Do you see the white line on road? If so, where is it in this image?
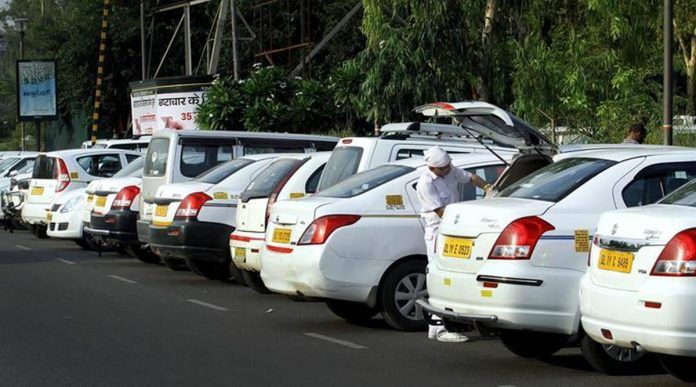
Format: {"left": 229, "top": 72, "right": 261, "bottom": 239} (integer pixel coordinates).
{"left": 56, "top": 258, "right": 76, "bottom": 265}
{"left": 304, "top": 333, "right": 368, "bottom": 350}
{"left": 108, "top": 275, "right": 137, "bottom": 284}
{"left": 16, "top": 245, "right": 30, "bottom": 251}
{"left": 186, "top": 299, "right": 229, "bottom": 311}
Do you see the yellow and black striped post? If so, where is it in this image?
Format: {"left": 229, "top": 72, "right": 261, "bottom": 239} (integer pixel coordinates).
{"left": 91, "top": 0, "right": 111, "bottom": 145}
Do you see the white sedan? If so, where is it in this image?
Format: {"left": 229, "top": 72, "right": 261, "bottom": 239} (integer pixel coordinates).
{"left": 580, "top": 179, "right": 696, "bottom": 382}
{"left": 260, "top": 154, "right": 509, "bottom": 331}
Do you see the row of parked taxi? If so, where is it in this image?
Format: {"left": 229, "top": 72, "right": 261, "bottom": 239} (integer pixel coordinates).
{"left": 2, "top": 101, "right": 695, "bottom": 382}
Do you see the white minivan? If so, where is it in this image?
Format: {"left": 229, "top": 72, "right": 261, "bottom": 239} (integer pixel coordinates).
{"left": 137, "top": 130, "right": 338, "bottom": 246}
{"left": 22, "top": 149, "right": 142, "bottom": 237}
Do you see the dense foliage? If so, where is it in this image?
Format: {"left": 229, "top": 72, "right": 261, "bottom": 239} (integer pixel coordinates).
{"left": 0, "top": 0, "right": 694, "bottom": 149}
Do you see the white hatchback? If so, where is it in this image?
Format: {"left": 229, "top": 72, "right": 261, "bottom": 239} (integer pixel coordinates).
{"left": 230, "top": 153, "right": 330, "bottom": 292}
{"left": 580, "top": 180, "right": 696, "bottom": 382}
{"left": 260, "top": 154, "right": 510, "bottom": 331}
{"left": 22, "top": 149, "right": 141, "bottom": 236}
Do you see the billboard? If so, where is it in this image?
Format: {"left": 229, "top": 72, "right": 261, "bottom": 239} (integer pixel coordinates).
{"left": 130, "top": 76, "right": 212, "bottom": 135}
{"left": 16, "top": 60, "right": 58, "bottom": 121}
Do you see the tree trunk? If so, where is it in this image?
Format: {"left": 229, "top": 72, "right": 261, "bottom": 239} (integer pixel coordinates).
{"left": 687, "top": 35, "right": 696, "bottom": 115}
{"left": 476, "top": 0, "right": 497, "bottom": 102}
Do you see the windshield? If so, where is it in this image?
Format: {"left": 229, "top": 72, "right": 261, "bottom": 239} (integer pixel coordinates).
{"left": 498, "top": 157, "right": 616, "bottom": 202}
{"left": 114, "top": 157, "right": 144, "bottom": 178}
{"left": 144, "top": 138, "right": 169, "bottom": 177}
{"left": 317, "top": 146, "right": 363, "bottom": 191}
{"left": 0, "top": 157, "right": 19, "bottom": 175}
{"left": 240, "top": 159, "right": 302, "bottom": 202}
{"left": 195, "top": 158, "right": 253, "bottom": 184}
{"left": 317, "top": 165, "right": 414, "bottom": 198}
{"left": 660, "top": 179, "right": 696, "bottom": 207}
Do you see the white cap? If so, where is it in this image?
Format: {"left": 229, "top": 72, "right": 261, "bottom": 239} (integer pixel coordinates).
{"left": 424, "top": 146, "right": 451, "bottom": 168}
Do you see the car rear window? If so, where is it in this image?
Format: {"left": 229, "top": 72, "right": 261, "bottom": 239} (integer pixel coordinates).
{"left": 317, "top": 146, "right": 363, "bottom": 191}
{"left": 195, "top": 158, "right": 254, "bottom": 184}
{"left": 240, "top": 159, "right": 303, "bottom": 202}
{"left": 180, "top": 142, "right": 234, "bottom": 178}
{"left": 317, "top": 165, "right": 413, "bottom": 198}
{"left": 32, "top": 155, "right": 57, "bottom": 179}
{"left": 498, "top": 157, "right": 616, "bottom": 202}
{"left": 77, "top": 154, "right": 123, "bottom": 177}
{"left": 144, "top": 138, "right": 169, "bottom": 177}
{"left": 114, "top": 157, "right": 144, "bottom": 178}
{"left": 659, "top": 179, "right": 696, "bottom": 207}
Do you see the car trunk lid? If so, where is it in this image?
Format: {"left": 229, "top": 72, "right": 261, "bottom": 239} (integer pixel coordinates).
{"left": 152, "top": 181, "right": 212, "bottom": 226}
{"left": 267, "top": 196, "right": 338, "bottom": 246}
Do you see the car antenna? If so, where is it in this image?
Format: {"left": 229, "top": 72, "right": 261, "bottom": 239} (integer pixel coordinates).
{"left": 457, "top": 121, "right": 510, "bottom": 167}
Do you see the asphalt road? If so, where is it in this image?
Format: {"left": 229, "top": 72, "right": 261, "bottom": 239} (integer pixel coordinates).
{"left": 0, "top": 230, "right": 684, "bottom": 386}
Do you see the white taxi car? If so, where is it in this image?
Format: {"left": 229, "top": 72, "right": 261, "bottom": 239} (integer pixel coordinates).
{"left": 46, "top": 187, "right": 88, "bottom": 245}
{"left": 230, "top": 153, "right": 330, "bottom": 293}
{"left": 149, "top": 154, "right": 290, "bottom": 280}
{"left": 22, "top": 149, "right": 141, "bottom": 237}
{"left": 260, "top": 154, "right": 509, "bottom": 331}
{"left": 580, "top": 179, "right": 696, "bottom": 382}
{"left": 415, "top": 101, "right": 696, "bottom": 374}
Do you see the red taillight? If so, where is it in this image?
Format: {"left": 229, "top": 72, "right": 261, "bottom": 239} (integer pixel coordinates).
{"left": 341, "top": 139, "right": 353, "bottom": 144}
{"left": 488, "top": 216, "right": 554, "bottom": 260}
{"left": 651, "top": 228, "right": 696, "bottom": 276}
{"left": 298, "top": 215, "right": 361, "bottom": 245}
{"left": 175, "top": 192, "right": 212, "bottom": 220}
{"left": 588, "top": 235, "right": 599, "bottom": 266}
{"left": 112, "top": 185, "right": 140, "bottom": 210}
{"left": 55, "top": 158, "right": 70, "bottom": 192}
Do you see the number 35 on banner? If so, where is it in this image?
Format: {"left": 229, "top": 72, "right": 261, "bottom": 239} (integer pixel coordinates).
{"left": 180, "top": 112, "right": 195, "bottom": 121}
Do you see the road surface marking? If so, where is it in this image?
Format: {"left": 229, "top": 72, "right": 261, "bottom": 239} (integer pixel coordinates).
{"left": 108, "top": 275, "right": 137, "bottom": 284}
{"left": 186, "top": 299, "right": 228, "bottom": 311}
{"left": 57, "top": 258, "right": 76, "bottom": 265}
{"left": 16, "top": 245, "right": 30, "bottom": 250}
{"left": 304, "top": 333, "right": 368, "bottom": 350}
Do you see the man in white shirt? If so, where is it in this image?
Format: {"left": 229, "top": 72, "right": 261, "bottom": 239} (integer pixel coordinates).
{"left": 417, "top": 146, "right": 490, "bottom": 341}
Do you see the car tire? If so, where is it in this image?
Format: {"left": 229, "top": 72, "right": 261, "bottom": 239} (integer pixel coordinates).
{"left": 31, "top": 224, "right": 48, "bottom": 239}
{"left": 241, "top": 270, "right": 271, "bottom": 294}
{"left": 378, "top": 260, "right": 428, "bottom": 331}
{"left": 326, "top": 300, "right": 378, "bottom": 323}
{"left": 187, "top": 260, "right": 231, "bottom": 281}
{"left": 499, "top": 330, "right": 569, "bottom": 358}
{"left": 74, "top": 238, "right": 90, "bottom": 249}
{"left": 228, "top": 262, "right": 246, "bottom": 286}
{"left": 580, "top": 334, "right": 652, "bottom": 375}
{"left": 658, "top": 354, "right": 696, "bottom": 382}
{"left": 126, "top": 245, "right": 161, "bottom": 264}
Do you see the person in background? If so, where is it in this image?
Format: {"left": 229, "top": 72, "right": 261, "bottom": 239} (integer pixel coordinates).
{"left": 622, "top": 122, "right": 647, "bottom": 144}
{"left": 416, "top": 146, "right": 490, "bottom": 342}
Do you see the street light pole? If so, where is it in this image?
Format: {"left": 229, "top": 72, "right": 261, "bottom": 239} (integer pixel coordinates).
{"left": 15, "top": 17, "right": 28, "bottom": 151}
{"left": 663, "top": 0, "right": 673, "bottom": 145}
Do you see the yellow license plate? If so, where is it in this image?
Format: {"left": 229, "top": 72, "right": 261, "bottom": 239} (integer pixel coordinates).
{"left": 598, "top": 249, "right": 634, "bottom": 273}
{"left": 234, "top": 247, "right": 246, "bottom": 261}
{"left": 87, "top": 194, "right": 94, "bottom": 202}
{"left": 31, "top": 186, "right": 44, "bottom": 196}
{"left": 272, "top": 228, "right": 292, "bottom": 244}
{"left": 155, "top": 205, "right": 168, "bottom": 217}
{"left": 96, "top": 196, "right": 107, "bottom": 208}
{"left": 442, "top": 237, "right": 474, "bottom": 259}
{"left": 213, "top": 192, "right": 228, "bottom": 200}
{"left": 46, "top": 212, "right": 52, "bottom": 221}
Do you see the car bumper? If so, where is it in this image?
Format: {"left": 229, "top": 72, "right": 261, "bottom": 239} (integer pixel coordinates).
{"left": 229, "top": 230, "right": 266, "bottom": 271}
{"left": 47, "top": 211, "right": 82, "bottom": 239}
{"left": 21, "top": 202, "right": 50, "bottom": 225}
{"left": 426, "top": 261, "right": 583, "bottom": 335}
{"left": 85, "top": 209, "right": 139, "bottom": 245}
{"left": 136, "top": 219, "right": 151, "bottom": 244}
{"left": 150, "top": 220, "right": 233, "bottom": 263}
{"left": 580, "top": 274, "right": 696, "bottom": 357}
{"left": 260, "top": 243, "right": 376, "bottom": 303}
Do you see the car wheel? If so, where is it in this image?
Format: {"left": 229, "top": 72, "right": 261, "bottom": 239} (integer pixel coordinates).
{"left": 32, "top": 224, "right": 48, "bottom": 239}
{"left": 126, "top": 245, "right": 161, "bottom": 264}
{"left": 241, "top": 270, "right": 271, "bottom": 294}
{"left": 658, "top": 354, "right": 696, "bottom": 382}
{"left": 74, "top": 238, "right": 90, "bottom": 249}
{"left": 83, "top": 232, "right": 101, "bottom": 251}
{"left": 379, "top": 260, "right": 428, "bottom": 331}
{"left": 499, "top": 330, "right": 569, "bottom": 358}
{"left": 227, "top": 262, "right": 246, "bottom": 286}
{"left": 580, "top": 334, "right": 652, "bottom": 375}
{"left": 326, "top": 300, "right": 378, "bottom": 323}
{"left": 187, "top": 260, "right": 231, "bottom": 281}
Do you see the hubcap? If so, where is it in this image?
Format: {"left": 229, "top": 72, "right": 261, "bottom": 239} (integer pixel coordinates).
{"left": 394, "top": 273, "right": 428, "bottom": 320}
{"left": 602, "top": 344, "right": 644, "bottom": 362}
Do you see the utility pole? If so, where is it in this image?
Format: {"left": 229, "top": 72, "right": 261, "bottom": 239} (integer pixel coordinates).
{"left": 230, "top": 0, "right": 240, "bottom": 80}
{"left": 140, "top": 0, "right": 146, "bottom": 80}
{"left": 15, "top": 17, "right": 28, "bottom": 151}
{"left": 663, "top": 0, "right": 673, "bottom": 145}
{"left": 184, "top": 3, "right": 192, "bottom": 75}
